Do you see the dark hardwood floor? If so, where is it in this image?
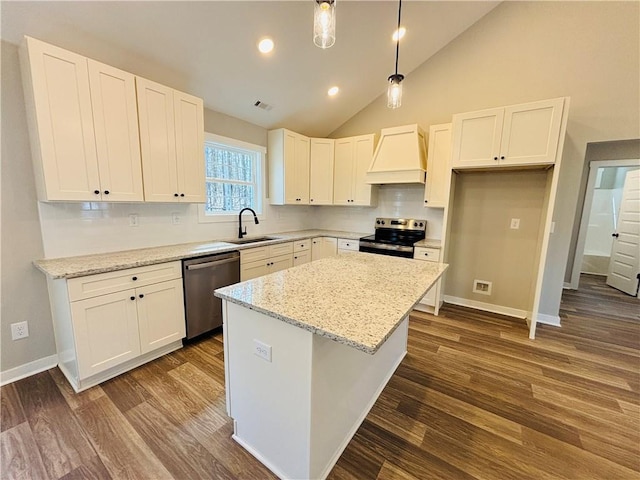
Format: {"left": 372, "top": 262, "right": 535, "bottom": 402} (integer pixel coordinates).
{"left": 2, "top": 274, "right": 639, "bottom": 479}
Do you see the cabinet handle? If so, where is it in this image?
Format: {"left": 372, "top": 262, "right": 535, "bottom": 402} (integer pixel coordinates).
{"left": 500, "top": 156, "right": 505, "bottom": 160}
{"left": 294, "top": 256, "right": 297, "bottom": 259}
{"left": 104, "top": 190, "right": 110, "bottom": 195}
{"left": 174, "top": 193, "right": 179, "bottom": 197}
{"left": 310, "top": 199, "right": 314, "bottom": 202}
{"left": 180, "top": 193, "right": 185, "bottom": 197}
{"left": 139, "top": 294, "right": 144, "bottom": 299}
{"left": 493, "top": 156, "right": 498, "bottom": 161}
{"left": 130, "top": 296, "right": 135, "bottom": 301}
{"left": 94, "top": 190, "right": 100, "bottom": 195}
{"left": 132, "top": 276, "right": 137, "bottom": 281}
{"left": 612, "top": 233, "right": 619, "bottom": 238}
{"left": 424, "top": 253, "right": 429, "bottom": 257}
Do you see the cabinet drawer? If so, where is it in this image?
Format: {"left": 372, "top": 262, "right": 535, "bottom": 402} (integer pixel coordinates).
{"left": 269, "top": 242, "right": 293, "bottom": 257}
{"left": 413, "top": 247, "right": 441, "bottom": 262}
{"left": 337, "top": 238, "right": 359, "bottom": 251}
{"left": 293, "top": 250, "right": 311, "bottom": 266}
{"left": 68, "top": 261, "right": 182, "bottom": 302}
{"left": 293, "top": 240, "right": 311, "bottom": 253}
{"left": 240, "top": 246, "right": 269, "bottom": 263}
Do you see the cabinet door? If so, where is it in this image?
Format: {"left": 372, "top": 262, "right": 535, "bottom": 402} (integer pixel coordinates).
{"left": 71, "top": 290, "right": 140, "bottom": 379}
{"left": 499, "top": 98, "right": 564, "bottom": 167}
{"left": 137, "top": 77, "right": 178, "bottom": 202}
{"left": 88, "top": 60, "right": 144, "bottom": 202}
{"left": 333, "top": 138, "right": 354, "bottom": 205}
{"left": 283, "top": 131, "right": 298, "bottom": 204}
{"left": 293, "top": 250, "right": 311, "bottom": 266}
{"left": 451, "top": 107, "right": 504, "bottom": 168}
{"left": 241, "top": 261, "right": 268, "bottom": 281}
{"left": 425, "top": 124, "right": 452, "bottom": 208}
{"left": 295, "top": 135, "right": 311, "bottom": 204}
{"left": 309, "top": 138, "right": 334, "bottom": 205}
{"left": 174, "top": 90, "right": 205, "bottom": 202}
{"left": 352, "top": 135, "right": 375, "bottom": 206}
{"left": 269, "top": 254, "right": 294, "bottom": 273}
{"left": 137, "top": 279, "right": 186, "bottom": 355}
{"left": 23, "top": 37, "right": 100, "bottom": 201}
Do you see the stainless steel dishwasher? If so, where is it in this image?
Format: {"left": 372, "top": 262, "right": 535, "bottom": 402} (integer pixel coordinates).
{"left": 182, "top": 251, "right": 240, "bottom": 339}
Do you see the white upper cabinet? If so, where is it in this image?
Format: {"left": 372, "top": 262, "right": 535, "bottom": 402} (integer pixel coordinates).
{"left": 268, "top": 129, "right": 310, "bottom": 205}
{"left": 424, "top": 123, "right": 452, "bottom": 208}
{"left": 21, "top": 36, "right": 101, "bottom": 201}
{"left": 309, "top": 138, "right": 335, "bottom": 205}
{"left": 452, "top": 98, "right": 565, "bottom": 169}
{"left": 137, "top": 77, "right": 205, "bottom": 203}
{"left": 88, "top": 59, "right": 144, "bottom": 202}
{"left": 333, "top": 134, "right": 376, "bottom": 206}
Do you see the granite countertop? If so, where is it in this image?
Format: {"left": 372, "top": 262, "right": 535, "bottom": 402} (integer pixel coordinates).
{"left": 215, "top": 252, "right": 448, "bottom": 354}
{"left": 34, "top": 230, "right": 368, "bottom": 279}
{"left": 414, "top": 238, "right": 442, "bottom": 249}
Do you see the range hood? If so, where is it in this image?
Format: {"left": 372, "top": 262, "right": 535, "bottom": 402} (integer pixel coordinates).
{"left": 366, "top": 124, "right": 427, "bottom": 184}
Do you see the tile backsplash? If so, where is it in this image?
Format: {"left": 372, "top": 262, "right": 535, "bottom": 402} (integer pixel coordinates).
{"left": 38, "top": 184, "right": 443, "bottom": 258}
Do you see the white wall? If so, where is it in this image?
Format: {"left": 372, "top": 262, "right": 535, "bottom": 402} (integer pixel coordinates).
{"left": 330, "top": 1, "right": 640, "bottom": 317}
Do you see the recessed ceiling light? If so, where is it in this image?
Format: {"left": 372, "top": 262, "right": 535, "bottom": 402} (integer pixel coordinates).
{"left": 392, "top": 27, "right": 406, "bottom": 42}
{"left": 258, "top": 38, "right": 274, "bottom": 54}
{"left": 328, "top": 86, "right": 339, "bottom": 96}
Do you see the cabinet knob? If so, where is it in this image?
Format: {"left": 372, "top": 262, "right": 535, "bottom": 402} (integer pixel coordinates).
{"left": 130, "top": 296, "right": 135, "bottom": 301}
{"left": 494, "top": 156, "right": 498, "bottom": 161}
{"left": 132, "top": 276, "right": 137, "bottom": 281}
{"left": 104, "top": 190, "right": 110, "bottom": 195}
{"left": 94, "top": 190, "right": 100, "bottom": 195}
{"left": 500, "top": 156, "right": 505, "bottom": 160}
{"left": 310, "top": 199, "right": 314, "bottom": 202}
{"left": 612, "top": 233, "right": 620, "bottom": 238}
{"left": 180, "top": 193, "right": 185, "bottom": 197}
{"left": 424, "top": 253, "right": 429, "bottom": 257}
{"left": 139, "top": 294, "right": 144, "bottom": 299}
{"left": 174, "top": 193, "right": 179, "bottom": 197}
{"left": 294, "top": 256, "right": 298, "bottom": 259}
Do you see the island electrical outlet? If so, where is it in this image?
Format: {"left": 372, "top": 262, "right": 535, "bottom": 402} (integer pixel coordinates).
{"left": 253, "top": 339, "right": 272, "bottom": 362}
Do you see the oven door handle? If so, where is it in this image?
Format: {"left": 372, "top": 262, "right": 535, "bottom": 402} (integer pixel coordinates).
{"left": 358, "top": 242, "right": 414, "bottom": 253}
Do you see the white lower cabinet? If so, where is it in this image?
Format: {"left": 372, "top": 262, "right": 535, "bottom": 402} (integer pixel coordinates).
{"left": 240, "top": 242, "right": 294, "bottom": 281}
{"left": 293, "top": 240, "right": 312, "bottom": 266}
{"left": 311, "top": 237, "right": 338, "bottom": 261}
{"left": 337, "top": 238, "right": 359, "bottom": 253}
{"left": 413, "top": 247, "right": 443, "bottom": 315}
{"left": 49, "top": 261, "right": 185, "bottom": 392}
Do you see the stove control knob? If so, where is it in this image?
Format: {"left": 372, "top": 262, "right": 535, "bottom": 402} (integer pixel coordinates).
{"left": 376, "top": 220, "right": 381, "bottom": 225}
{"left": 414, "top": 222, "right": 418, "bottom": 227}
{"left": 419, "top": 222, "right": 424, "bottom": 227}
{"left": 381, "top": 220, "right": 386, "bottom": 225}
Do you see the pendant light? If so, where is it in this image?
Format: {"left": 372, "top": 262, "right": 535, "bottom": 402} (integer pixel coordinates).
{"left": 387, "top": 0, "right": 404, "bottom": 109}
{"left": 314, "top": 0, "right": 336, "bottom": 49}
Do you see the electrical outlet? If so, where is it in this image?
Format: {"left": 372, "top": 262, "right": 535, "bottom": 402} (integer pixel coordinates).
{"left": 11, "top": 321, "right": 29, "bottom": 340}
{"left": 129, "top": 214, "right": 139, "bottom": 227}
{"left": 171, "top": 212, "right": 181, "bottom": 225}
{"left": 510, "top": 218, "right": 520, "bottom": 230}
{"left": 253, "top": 339, "right": 272, "bottom": 362}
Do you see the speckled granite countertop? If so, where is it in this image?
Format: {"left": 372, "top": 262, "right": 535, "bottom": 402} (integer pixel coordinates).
{"left": 34, "top": 230, "right": 368, "bottom": 279}
{"left": 215, "top": 252, "right": 448, "bottom": 354}
{"left": 414, "top": 238, "right": 442, "bottom": 249}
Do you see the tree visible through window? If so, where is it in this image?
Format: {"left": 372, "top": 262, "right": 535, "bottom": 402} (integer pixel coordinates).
{"left": 203, "top": 135, "right": 262, "bottom": 216}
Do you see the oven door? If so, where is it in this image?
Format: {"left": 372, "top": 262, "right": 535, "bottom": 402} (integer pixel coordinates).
{"left": 359, "top": 241, "right": 414, "bottom": 258}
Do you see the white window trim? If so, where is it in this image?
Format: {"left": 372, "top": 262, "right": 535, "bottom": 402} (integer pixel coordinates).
{"left": 198, "top": 133, "right": 267, "bottom": 224}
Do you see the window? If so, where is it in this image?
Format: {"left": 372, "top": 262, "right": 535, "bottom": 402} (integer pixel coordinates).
{"left": 199, "top": 133, "right": 265, "bottom": 222}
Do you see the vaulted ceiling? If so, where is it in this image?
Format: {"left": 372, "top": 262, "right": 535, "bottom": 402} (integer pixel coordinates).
{"left": 2, "top": 1, "right": 499, "bottom": 137}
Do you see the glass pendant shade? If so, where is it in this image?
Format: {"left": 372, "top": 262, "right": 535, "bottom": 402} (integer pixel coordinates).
{"left": 387, "top": 74, "right": 404, "bottom": 109}
{"left": 314, "top": 0, "right": 336, "bottom": 49}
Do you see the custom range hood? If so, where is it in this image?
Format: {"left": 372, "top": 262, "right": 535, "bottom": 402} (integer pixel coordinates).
{"left": 366, "top": 124, "right": 427, "bottom": 184}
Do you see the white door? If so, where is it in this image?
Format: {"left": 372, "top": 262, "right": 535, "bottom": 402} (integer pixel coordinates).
{"left": 451, "top": 107, "right": 504, "bottom": 168}
{"left": 333, "top": 138, "right": 354, "bottom": 205}
{"left": 88, "top": 59, "right": 144, "bottom": 202}
{"left": 607, "top": 169, "right": 640, "bottom": 295}
{"left": 25, "top": 37, "right": 100, "bottom": 201}
{"left": 71, "top": 290, "right": 141, "bottom": 379}
{"left": 174, "top": 90, "right": 205, "bottom": 203}
{"left": 137, "top": 279, "right": 186, "bottom": 354}
{"left": 352, "top": 135, "right": 375, "bottom": 205}
{"left": 309, "top": 138, "right": 335, "bottom": 205}
{"left": 137, "top": 77, "right": 178, "bottom": 202}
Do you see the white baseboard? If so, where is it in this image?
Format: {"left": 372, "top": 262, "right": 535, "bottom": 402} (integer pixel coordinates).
{"left": 0, "top": 354, "right": 58, "bottom": 386}
{"left": 444, "top": 296, "right": 527, "bottom": 319}
{"left": 534, "top": 313, "right": 562, "bottom": 327}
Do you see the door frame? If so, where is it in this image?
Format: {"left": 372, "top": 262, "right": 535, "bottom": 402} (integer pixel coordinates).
{"left": 568, "top": 158, "right": 640, "bottom": 290}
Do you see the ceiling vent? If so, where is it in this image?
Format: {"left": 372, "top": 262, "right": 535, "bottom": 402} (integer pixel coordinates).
{"left": 254, "top": 100, "right": 273, "bottom": 111}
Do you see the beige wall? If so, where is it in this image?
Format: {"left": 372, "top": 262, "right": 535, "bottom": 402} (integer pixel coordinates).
{"left": 446, "top": 171, "right": 547, "bottom": 311}
{"left": 331, "top": 1, "right": 640, "bottom": 316}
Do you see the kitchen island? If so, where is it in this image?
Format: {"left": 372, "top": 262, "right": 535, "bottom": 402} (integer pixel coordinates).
{"left": 215, "top": 252, "right": 448, "bottom": 480}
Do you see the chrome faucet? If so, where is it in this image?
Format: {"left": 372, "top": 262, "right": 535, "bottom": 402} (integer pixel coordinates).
{"left": 238, "top": 208, "right": 259, "bottom": 238}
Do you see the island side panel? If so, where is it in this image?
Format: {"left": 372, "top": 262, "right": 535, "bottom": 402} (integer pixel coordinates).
{"left": 224, "top": 300, "right": 314, "bottom": 480}
{"left": 309, "top": 317, "right": 409, "bottom": 479}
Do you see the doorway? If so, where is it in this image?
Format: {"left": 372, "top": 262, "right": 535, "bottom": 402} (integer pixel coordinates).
{"left": 570, "top": 159, "right": 640, "bottom": 292}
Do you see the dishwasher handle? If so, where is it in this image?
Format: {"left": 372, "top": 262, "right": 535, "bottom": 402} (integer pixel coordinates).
{"left": 185, "top": 257, "right": 239, "bottom": 270}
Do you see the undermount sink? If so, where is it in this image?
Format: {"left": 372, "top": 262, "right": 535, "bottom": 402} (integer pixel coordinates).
{"left": 226, "top": 236, "right": 278, "bottom": 245}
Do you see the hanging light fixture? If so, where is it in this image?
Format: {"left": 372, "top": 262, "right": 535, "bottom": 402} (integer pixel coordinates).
{"left": 387, "top": 0, "right": 404, "bottom": 109}
{"left": 314, "top": 0, "right": 336, "bottom": 49}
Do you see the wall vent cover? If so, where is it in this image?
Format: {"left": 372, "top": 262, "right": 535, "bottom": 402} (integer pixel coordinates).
{"left": 473, "top": 280, "right": 492, "bottom": 296}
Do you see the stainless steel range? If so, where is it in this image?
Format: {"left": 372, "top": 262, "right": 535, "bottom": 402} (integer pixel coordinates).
{"left": 359, "top": 217, "right": 427, "bottom": 258}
